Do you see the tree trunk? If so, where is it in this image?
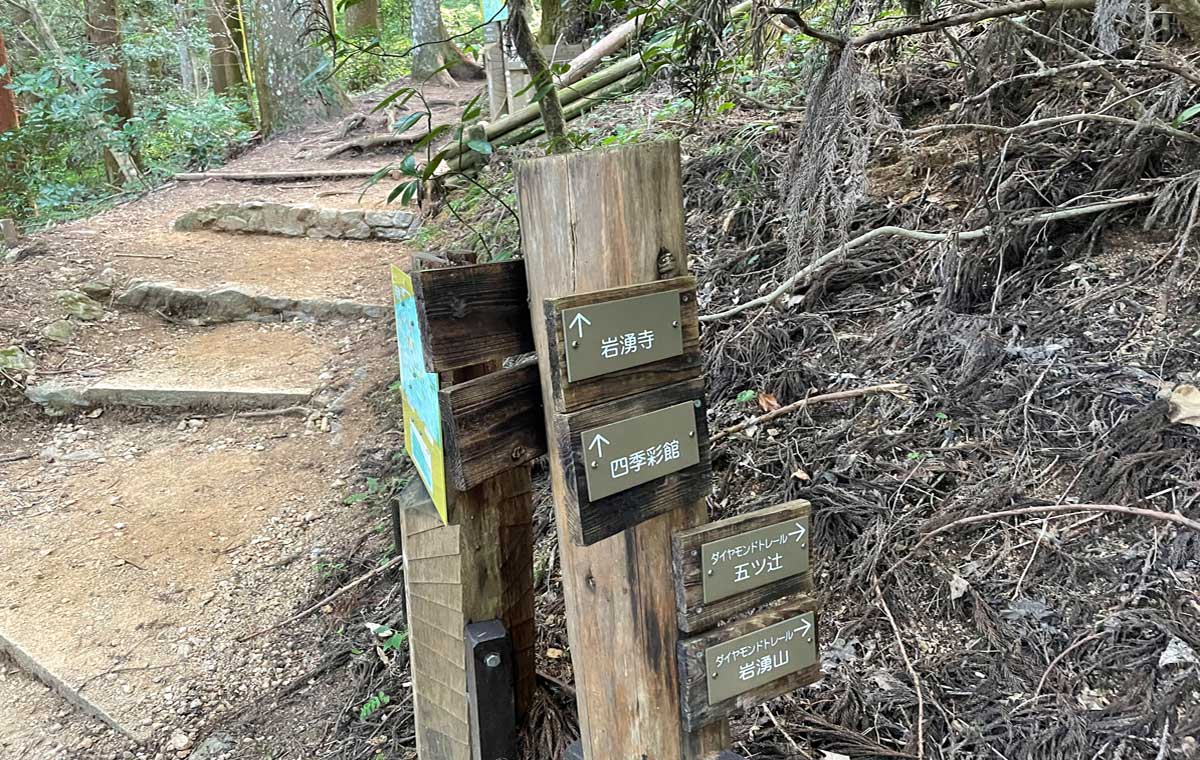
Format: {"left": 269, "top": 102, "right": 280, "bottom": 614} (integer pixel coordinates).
{"left": 538, "top": 0, "right": 563, "bottom": 45}
{"left": 411, "top": 0, "right": 455, "bottom": 85}
{"left": 345, "top": 0, "right": 380, "bottom": 35}
{"left": 86, "top": 0, "right": 135, "bottom": 124}
{"left": 207, "top": 0, "right": 247, "bottom": 95}
{"left": 175, "top": 3, "right": 199, "bottom": 94}
{"left": 20, "top": 1, "right": 65, "bottom": 58}
{"left": 0, "top": 29, "right": 18, "bottom": 133}
{"left": 508, "top": 0, "right": 569, "bottom": 153}
{"left": 247, "top": 0, "right": 349, "bottom": 136}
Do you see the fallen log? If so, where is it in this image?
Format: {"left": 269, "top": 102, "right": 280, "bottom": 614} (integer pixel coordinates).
{"left": 175, "top": 168, "right": 393, "bottom": 182}
{"left": 445, "top": 69, "right": 646, "bottom": 174}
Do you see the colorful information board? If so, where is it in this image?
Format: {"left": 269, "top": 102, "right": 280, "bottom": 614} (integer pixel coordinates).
{"left": 392, "top": 265, "right": 448, "bottom": 522}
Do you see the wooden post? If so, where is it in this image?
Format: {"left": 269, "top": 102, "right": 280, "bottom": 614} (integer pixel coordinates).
{"left": 401, "top": 361, "right": 536, "bottom": 760}
{"left": 517, "top": 141, "right": 731, "bottom": 758}
{"left": 0, "top": 29, "right": 19, "bottom": 133}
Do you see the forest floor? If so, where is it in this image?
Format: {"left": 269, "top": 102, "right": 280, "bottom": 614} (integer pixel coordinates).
{"left": 0, "top": 81, "right": 480, "bottom": 760}
{"left": 3, "top": 35, "right": 1200, "bottom": 760}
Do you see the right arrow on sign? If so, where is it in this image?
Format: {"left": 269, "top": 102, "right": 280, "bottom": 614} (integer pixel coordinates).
{"left": 796, "top": 617, "right": 812, "bottom": 638}
{"left": 588, "top": 433, "right": 609, "bottom": 458}
{"left": 569, "top": 312, "right": 592, "bottom": 339}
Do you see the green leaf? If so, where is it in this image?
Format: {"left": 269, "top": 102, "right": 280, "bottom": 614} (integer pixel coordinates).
{"left": 461, "top": 92, "right": 484, "bottom": 122}
{"left": 392, "top": 111, "right": 425, "bottom": 134}
{"left": 373, "top": 87, "right": 416, "bottom": 113}
{"left": 400, "top": 179, "right": 420, "bottom": 206}
{"left": 420, "top": 152, "right": 446, "bottom": 180}
{"left": 1173, "top": 103, "right": 1200, "bottom": 128}
{"left": 399, "top": 153, "right": 419, "bottom": 176}
{"left": 467, "top": 138, "right": 493, "bottom": 155}
{"left": 736, "top": 390, "right": 756, "bottom": 403}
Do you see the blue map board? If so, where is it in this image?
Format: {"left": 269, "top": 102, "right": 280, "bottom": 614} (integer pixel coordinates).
{"left": 392, "top": 265, "right": 448, "bottom": 522}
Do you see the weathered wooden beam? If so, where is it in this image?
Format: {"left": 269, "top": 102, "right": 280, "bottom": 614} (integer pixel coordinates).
{"left": 677, "top": 596, "right": 820, "bottom": 732}
{"left": 401, "top": 361, "right": 536, "bottom": 760}
{"left": 542, "top": 277, "right": 702, "bottom": 413}
{"left": 413, "top": 260, "right": 535, "bottom": 372}
{"left": 672, "top": 501, "right": 813, "bottom": 633}
{"left": 518, "top": 140, "right": 730, "bottom": 758}
{"left": 553, "top": 378, "right": 711, "bottom": 546}
{"left": 439, "top": 359, "right": 545, "bottom": 491}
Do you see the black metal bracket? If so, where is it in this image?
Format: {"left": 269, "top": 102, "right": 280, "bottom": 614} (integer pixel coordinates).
{"left": 466, "top": 619, "right": 517, "bottom": 760}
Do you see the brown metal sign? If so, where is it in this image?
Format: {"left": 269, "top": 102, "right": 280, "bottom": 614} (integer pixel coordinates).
{"left": 562, "top": 290, "right": 685, "bottom": 382}
{"left": 580, "top": 401, "right": 700, "bottom": 500}
{"left": 701, "top": 516, "right": 810, "bottom": 604}
{"left": 705, "top": 611, "right": 816, "bottom": 705}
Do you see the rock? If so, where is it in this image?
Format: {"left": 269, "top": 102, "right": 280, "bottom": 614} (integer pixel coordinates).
{"left": 25, "top": 382, "right": 88, "bottom": 414}
{"left": 168, "top": 730, "right": 192, "bottom": 751}
{"left": 365, "top": 210, "right": 414, "bottom": 228}
{"left": 214, "top": 216, "right": 248, "bottom": 232}
{"left": 60, "top": 449, "right": 102, "bottom": 462}
{"left": 79, "top": 280, "right": 113, "bottom": 300}
{"left": 205, "top": 287, "right": 256, "bottom": 320}
{"left": 373, "top": 226, "right": 415, "bottom": 241}
{"left": 187, "top": 734, "right": 233, "bottom": 760}
{"left": 42, "top": 320, "right": 76, "bottom": 344}
{"left": 56, "top": 290, "right": 106, "bottom": 321}
{"left": 0, "top": 218, "right": 16, "bottom": 245}
{"left": 0, "top": 345, "right": 36, "bottom": 371}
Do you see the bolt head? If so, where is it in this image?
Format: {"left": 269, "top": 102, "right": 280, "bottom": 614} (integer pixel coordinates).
{"left": 484, "top": 653, "right": 502, "bottom": 668}
{"left": 590, "top": 460, "right": 598, "bottom": 468}
{"left": 672, "top": 320, "right": 679, "bottom": 328}
{"left": 571, "top": 340, "right": 580, "bottom": 348}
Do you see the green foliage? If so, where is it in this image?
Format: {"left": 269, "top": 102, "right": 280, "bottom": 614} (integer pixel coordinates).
{"left": 0, "top": 56, "right": 118, "bottom": 220}
{"left": 366, "top": 622, "right": 409, "bottom": 652}
{"left": 131, "top": 91, "right": 254, "bottom": 175}
{"left": 358, "top": 690, "right": 391, "bottom": 721}
{"left": 736, "top": 389, "right": 757, "bottom": 403}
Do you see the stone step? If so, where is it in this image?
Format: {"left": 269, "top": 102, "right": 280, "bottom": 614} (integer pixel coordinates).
{"left": 116, "top": 280, "right": 388, "bottom": 325}
{"left": 25, "top": 322, "right": 334, "bottom": 415}
{"left": 174, "top": 200, "right": 420, "bottom": 241}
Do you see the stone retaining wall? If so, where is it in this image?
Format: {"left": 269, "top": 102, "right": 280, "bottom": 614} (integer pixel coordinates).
{"left": 174, "top": 201, "right": 420, "bottom": 240}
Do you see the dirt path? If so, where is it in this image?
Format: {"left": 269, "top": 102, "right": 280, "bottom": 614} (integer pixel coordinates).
{"left": 0, "top": 86, "right": 472, "bottom": 759}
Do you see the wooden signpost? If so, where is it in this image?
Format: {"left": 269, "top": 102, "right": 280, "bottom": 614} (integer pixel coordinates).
{"left": 391, "top": 140, "right": 822, "bottom": 759}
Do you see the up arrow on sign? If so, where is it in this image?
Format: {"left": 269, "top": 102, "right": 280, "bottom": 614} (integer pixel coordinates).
{"left": 588, "top": 433, "right": 609, "bottom": 458}
{"left": 569, "top": 312, "right": 592, "bottom": 339}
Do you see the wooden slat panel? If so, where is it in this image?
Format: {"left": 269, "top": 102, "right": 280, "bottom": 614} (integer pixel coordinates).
{"left": 672, "top": 501, "right": 813, "bottom": 633}
{"left": 553, "top": 377, "right": 712, "bottom": 545}
{"left": 543, "top": 277, "right": 702, "bottom": 413}
{"left": 677, "top": 597, "right": 820, "bottom": 731}
{"left": 407, "top": 554, "right": 462, "bottom": 584}
{"left": 440, "top": 360, "right": 546, "bottom": 490}
{"left": 413, "top": 259, "right": 534, "bottom": 371}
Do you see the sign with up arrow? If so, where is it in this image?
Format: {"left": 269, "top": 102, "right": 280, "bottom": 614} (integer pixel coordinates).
{"left": 561, "top": 289, "right": 685, "bottom": 382}
{"left": 580, "top": 400, "right": 700, "bottom": 500}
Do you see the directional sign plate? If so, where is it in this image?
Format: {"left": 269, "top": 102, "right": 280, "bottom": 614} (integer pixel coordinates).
{"left": 705, "top": 611, "right": 816, "bottom": 705}
{"left": 562, "top": 290, "right": 685, "bottom": 382}
{"left": 701, "top": 516, "right": 810, "bottom": 604}
{"left": 581, "top": 401, "right": 700, "bottom": 501}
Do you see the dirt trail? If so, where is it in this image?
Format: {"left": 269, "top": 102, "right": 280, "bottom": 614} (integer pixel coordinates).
{"left": 0, "top": 87, "right": 469, "bottom": 759}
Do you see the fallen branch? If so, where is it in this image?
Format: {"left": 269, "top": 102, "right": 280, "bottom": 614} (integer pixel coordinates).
{"left": 965, "top": 59, "right": 1200, "bottom": 104}
{"left": 885, "top": 504, "right": 1200, "bottom": 579}
{"left": 875, "top": 577, "right": 925, "bottom": 760}
{"left": 237, "top": 554, "right": 404, "bottom": 642}
{"left": 557, "top": 0, "right": 667, "bottom": 87}
{"left": 911, "top": 113, "right": 1200, "bottom": 145}
{"left": 773, "top": 0, "right": 1096, "bottom": 49}
{"left": 711, "top": 383, "right": 908, "bottom": 442}
{"left": 700, "top": 192, "right": 1157, "bottom": 322}
{"left": 175, "top": 168, "right": 392, "bottom": 182}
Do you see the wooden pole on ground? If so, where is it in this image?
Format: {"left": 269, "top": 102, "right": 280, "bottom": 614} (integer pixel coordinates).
{"left": 401, "top": 365, "right": 535, "bottom": 759}
{"left": 517, "top": 140, "right": 731, "bottom": 759}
